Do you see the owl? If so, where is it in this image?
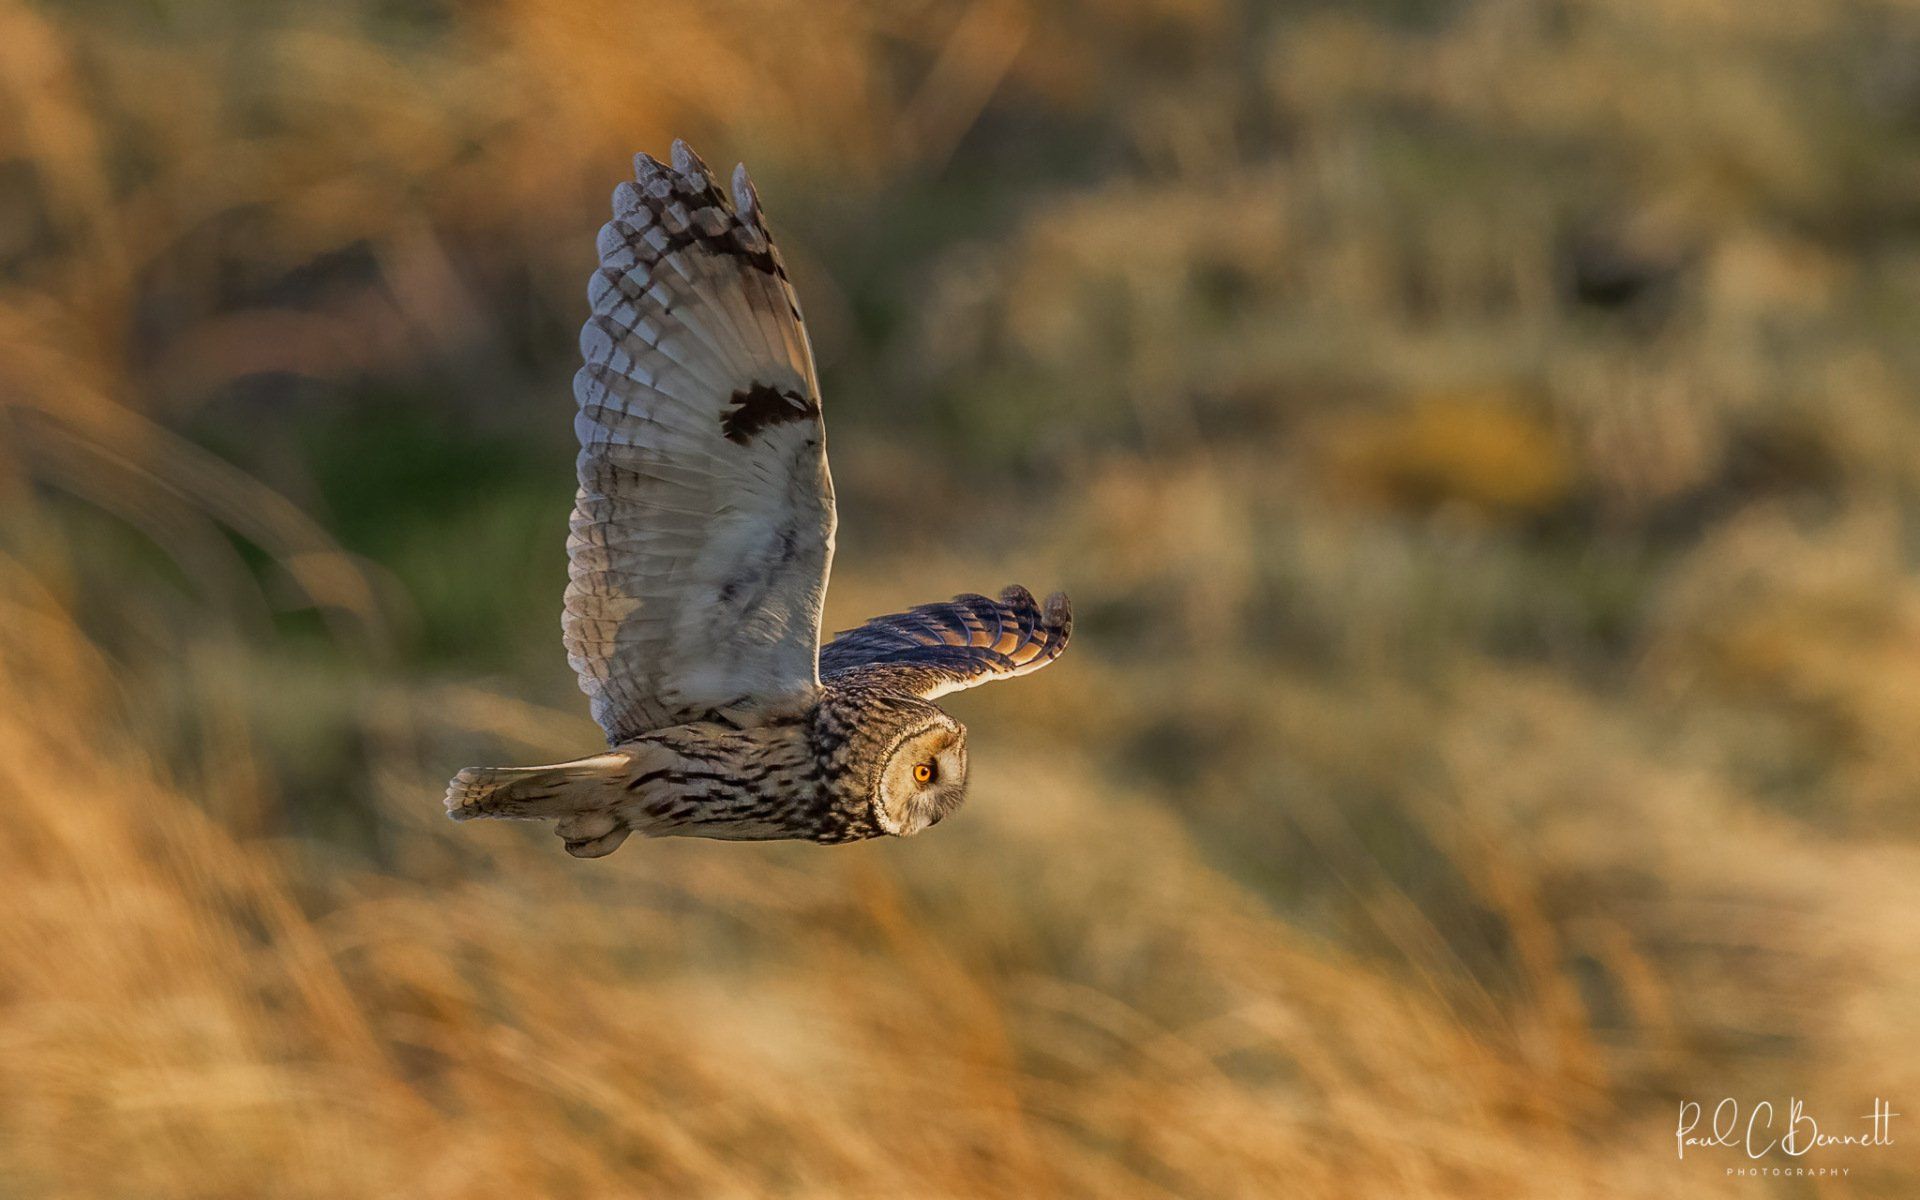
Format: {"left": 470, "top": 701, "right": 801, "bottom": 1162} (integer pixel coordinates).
{"left": 443, "top": 141, "right": 1071, "bottom": 857}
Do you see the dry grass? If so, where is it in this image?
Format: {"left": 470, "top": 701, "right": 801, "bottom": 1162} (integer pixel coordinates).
{"left": 2, "top": 558, "right": 1786, "bottom": 1199}
{"left": 4, "top": 0, "right": 1920, "bottom": 1195}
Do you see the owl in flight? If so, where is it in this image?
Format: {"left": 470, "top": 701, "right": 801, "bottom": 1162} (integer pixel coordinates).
{"left": 444, "top": 141, "right": 1071, "bottom": 856}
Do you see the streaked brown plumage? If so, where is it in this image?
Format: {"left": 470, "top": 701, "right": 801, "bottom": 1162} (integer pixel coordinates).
{"left": 444, "top": 142, "right": 1070, "bottom": 856}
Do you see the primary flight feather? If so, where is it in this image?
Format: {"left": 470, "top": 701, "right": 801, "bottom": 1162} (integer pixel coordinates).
{"left": 445, "top": 141, "right": 1071, "bottom": 856}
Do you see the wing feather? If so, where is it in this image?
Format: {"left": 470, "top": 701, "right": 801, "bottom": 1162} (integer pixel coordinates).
{"left": 819, "top": 587, "right": 1072, "bottom": 699}
{"left": 564, "top": 142, "right": 835, "bottom": 744}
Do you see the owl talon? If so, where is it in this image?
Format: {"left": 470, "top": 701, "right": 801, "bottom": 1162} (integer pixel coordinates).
{"left": 563, "top": 825, "right": 632, "bottom": 858}
{"left": 556, "top": 810, "right": 619, "bottom": 842}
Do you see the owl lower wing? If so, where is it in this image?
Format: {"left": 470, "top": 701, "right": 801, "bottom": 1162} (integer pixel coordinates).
{"left": 567, "top": 141, "right": 835, "bottom": 744}
{"left": 819, "top": 586, "right": 1071, "bottom": 699}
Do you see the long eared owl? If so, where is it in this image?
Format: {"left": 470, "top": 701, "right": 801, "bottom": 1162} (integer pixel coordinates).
{"left": 444, "top": 141, "right": 1071, "bottom": 857}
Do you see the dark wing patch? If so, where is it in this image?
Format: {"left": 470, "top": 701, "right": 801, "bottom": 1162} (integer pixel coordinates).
{"left": 723, "top": 383, "right": 820, "bottom": 445}
{"left": 820, "top": 586, "right": 1071, "bottom": 699}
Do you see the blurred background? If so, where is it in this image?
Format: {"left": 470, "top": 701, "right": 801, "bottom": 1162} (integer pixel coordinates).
{"left": 4, "top": 0, "right": 1920, "bottom": 1195}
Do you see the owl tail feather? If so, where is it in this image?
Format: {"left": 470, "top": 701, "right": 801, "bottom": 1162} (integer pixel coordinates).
{"left": 444, "top": 752, "right": 636, "bottom": 857}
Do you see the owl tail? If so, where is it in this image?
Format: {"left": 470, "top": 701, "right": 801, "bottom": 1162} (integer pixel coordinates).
{"left": 444, "top": 752, "right": 636, "bottom": 857}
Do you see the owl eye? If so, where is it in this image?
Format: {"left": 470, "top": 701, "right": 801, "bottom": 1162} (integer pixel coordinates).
{"left": 913, "top": 761, "right": 936, "bottom": 784}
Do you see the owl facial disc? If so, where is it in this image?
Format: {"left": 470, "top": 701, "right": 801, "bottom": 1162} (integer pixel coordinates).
{"left": 874, "top": 718, "right": 969, "bottom": 836}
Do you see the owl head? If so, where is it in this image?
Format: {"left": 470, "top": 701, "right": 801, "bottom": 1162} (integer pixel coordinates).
{"left": 872, "top": 702, "right": 969, "bottom": 836}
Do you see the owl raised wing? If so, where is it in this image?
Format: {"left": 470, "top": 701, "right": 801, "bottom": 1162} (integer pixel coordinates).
{"left": 566, "top": 140, "right": 834, "bottom": 743}
{"left": 448, "top": 143, "right": 1071, "bottom": 856}
{"left": 819, "top": 586, "right": 1072, "bottom": 700}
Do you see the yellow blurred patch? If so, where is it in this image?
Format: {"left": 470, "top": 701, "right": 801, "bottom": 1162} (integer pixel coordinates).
{"left": 1318, "top": 393, "right": 1573, "bottom": 521}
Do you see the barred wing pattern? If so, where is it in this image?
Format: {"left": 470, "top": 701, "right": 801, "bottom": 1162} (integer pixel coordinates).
{"left": 819, "top": 586, "right": 1072, "bottom": 699}
{"left": 566, "top": 141, "right": 835, "bottom": 744}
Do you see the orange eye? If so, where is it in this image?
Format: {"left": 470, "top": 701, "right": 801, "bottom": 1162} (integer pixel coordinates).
{"left": 913, "top": 762, "right": 935, "bottom": 784}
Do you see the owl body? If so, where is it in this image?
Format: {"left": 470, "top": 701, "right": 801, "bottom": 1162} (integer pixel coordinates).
{"left": 444, "top": 141, "right": 1068, "bottom": 856}
{"left": 448, "top": 675, "right": 977, "bottom": 854}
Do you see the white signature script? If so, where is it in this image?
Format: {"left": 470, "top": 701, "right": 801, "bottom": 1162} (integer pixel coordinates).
{"left": 1677, "top": 1098, "right": 1899, "bottom": 1161}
